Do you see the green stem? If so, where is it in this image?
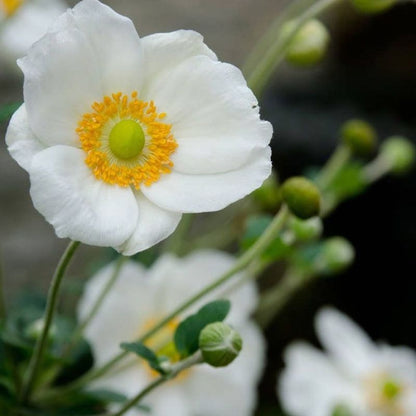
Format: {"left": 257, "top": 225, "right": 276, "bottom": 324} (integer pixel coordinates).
{"left": 363, "top": 155, "right": 391, "bottom": 184}
{"left": 19, "top": 240, "right": 80, "bottom": 404}
{"left": 316, "top": 145, "right": 351, "bottom": 190}
{"left": 245, "top": 0, "right": 342, "bottom": 96}
{"left": 109, "top": 352, "right": 203, "bottom": 416}
{"left": 75, "top": 255, "right": 126, "bottom": 340}
{"left": 52, "top": 205, "right": 290, "bottom": 394}
{"left": 0, "top": 253, "right": 6, "bottom": 321}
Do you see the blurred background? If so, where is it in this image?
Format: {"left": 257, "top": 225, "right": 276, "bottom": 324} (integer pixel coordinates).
{"left": 1, "top": 0, "right": 416, "bottom": 414}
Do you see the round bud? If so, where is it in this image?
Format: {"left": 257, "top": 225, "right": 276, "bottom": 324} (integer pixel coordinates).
{"left": 289, "top": 216, "right": 323, "bottom": 241}
{"left": 199, "top": 322, "right": 242, "bottom": 368}
{"left": 284, "top": 19, "right": 330, "bottom": 66}
{"left": 340, "top": 119, "right": 377, "bottom": 157}
{"left": 281, "top": 177, "right": 321, "bottom": 219}
{"left": 317, "top": 237, "right": 355, "bottom": 275}
{"left": 252, "top": 173, "right": 281, "bottom": 209}
{"left": 25, "top": 318, "right": 55, "bottom": 341}
{"left": 380, "top": 136, "right": 415, "bottom": 175}
{"left": 350, "top": 0, "right": 396, "bottom": 14}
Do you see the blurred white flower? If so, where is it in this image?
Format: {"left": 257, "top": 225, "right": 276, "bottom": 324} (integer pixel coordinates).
{"left": 78, "top": 250, "right": 265, "bottom": 416}
{"left": 6, "top": 0, "right": 272, "bottom": 254}
{"left": 279, "top": 308, "right": 416, "bottom": 416}
{"left": 0, "top": 0, "right": 66, "bottom": 70}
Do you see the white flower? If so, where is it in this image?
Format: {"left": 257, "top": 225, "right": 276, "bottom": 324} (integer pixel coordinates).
{"left": 278, "top": 308, "right": 416, "bottom": 416}
{"left": 5, "top": 0, "right": 272, "bottom": 255}
{"left": 0, "top": 0, "right": 66, "bottom": 69}
{"left": 78, "top": 250, "right": 265, "bottom": 416}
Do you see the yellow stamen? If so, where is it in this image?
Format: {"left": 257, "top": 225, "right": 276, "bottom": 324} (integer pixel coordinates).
{"left": 77, "top": 91, "right": 177, "bottom": 189}
{"left": 0, "top": 0, "right": 24, "bottom": 16}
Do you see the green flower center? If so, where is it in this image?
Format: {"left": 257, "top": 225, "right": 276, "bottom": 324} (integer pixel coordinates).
{"left": 109, "top": 119, "right": 145, "bottom": 160}
{"left": 382, "top": 379, "right": 402, "bottom": 401}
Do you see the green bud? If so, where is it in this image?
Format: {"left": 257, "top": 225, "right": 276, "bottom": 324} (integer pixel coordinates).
{"left": 25, "top": 318, "right": 55, "bottom": 341}
{"left": 281, "top": 177, "right": 321, "bottom": 219}
{"left": 284, "top": 19, "right": 330, "bottom": 66}
{"left": 350, "top": 0, "right": 397, "bottom": 14}
{"left": 289, "top": 216, "right": 323, "bottom": 241}
{"left": 380, "top": 136, "right": 416, "bottom": 174}
{"left": 199, "top": 322, "right": 242, "bottom": 368}
{"left": 252, "top": 173, "right": 281, "bottom": 209}
{"left": 317, "top": 237, "right": 355, "bottom": 275}
{"left": 341, "top": 119, "right": 377, "bottom": 157}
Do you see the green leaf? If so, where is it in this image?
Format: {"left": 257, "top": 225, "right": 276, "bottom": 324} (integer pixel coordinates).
{"left": 120, "top": 342, "right": 165, "bottom": 374}
{"left": 174, "top": 299, "right": 230, "bottom": 358}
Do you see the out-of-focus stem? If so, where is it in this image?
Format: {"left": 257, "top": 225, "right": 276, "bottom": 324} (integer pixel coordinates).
{"left": 19, "top": 241, "right": 80, "bottom": 404}
{"left": 245, "top": 0, "right": 342, "bottom": 97}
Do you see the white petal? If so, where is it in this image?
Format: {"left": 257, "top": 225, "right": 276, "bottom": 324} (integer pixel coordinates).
{"left": 29, "top": 146, "right": 138, "bottom": 247}
{"left": 142, "top": 146, "right": 271, "bottom": 213}
{"left": 78, "top": 260, "right": 157, "bottom": 365}
{"left": 19, "top": 0, "right": 143, "bottom": 147}
{"left": 19, "top": 14, "right": 102, "bottom": 147}
{"left": 117, "top": 193, "right": 182, "bottom": 255}
{"left": 5, "top": 104, "right": 45, "bottom": 171}
{"left": 315, "top": 308, "right": 376, "bottom": 376}
{"left": 143, "top": 55, "right": 272, "bottom": 174}
{"left": 279, "top": 342, "right": 353, "bottom": 416}
{"left": 0, "top": 0, "right": 66, "bottom": 63}
{"left": 141, "top": 30, "right": 217, "bottom": 86}
{"left": 67, "top": 0, "right": 143, "bottom": 95}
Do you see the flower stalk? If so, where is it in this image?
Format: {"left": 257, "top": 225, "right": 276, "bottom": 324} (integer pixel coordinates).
{"left": 109, "top": 351, "right": 203, "bottom": 416}
{"left": 316, "top": 145, "right": 352, "bottom": 190}
{"left": 19, "top": 240, "right": 80, "bottom": 404}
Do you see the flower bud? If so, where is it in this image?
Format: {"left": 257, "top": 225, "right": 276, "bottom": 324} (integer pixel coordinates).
{"left": 281, "top": 177, "right": 321, "bottom": 219}
{"left": 341, "top": 119, "right": 377, "bottom": 157}
{"left": 289, "top": 216, "right": 323, "bottom": 242}
{"left": 284, "top": 19, "right": 330, "bottom": 66}
{"left": 350, "top": 0, "right": 396, "bottom": 14}
{"left": 199, "top": 322, "right": 242, "bottom": 368}
{"left": 317, "top": 237, "right": 355, "bottom": 275}
{"left": 25, "top": 318, "right": 55, "bottom": 341}
{"left": 380, "top": 136, "right": 415, "bottom": 175}
{"left": 252, "top": 173, "right": 281, "bottom": 209}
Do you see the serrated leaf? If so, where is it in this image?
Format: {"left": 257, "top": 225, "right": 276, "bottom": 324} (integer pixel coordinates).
{"left": 174, "top": 299, "right": 230, "bottom": 358}
{"left": 120, "top": 342, "right": 165, "bottom": 374}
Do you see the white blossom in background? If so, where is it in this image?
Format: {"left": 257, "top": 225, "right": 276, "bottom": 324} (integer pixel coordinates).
{"left": 6, "top": 0, "right": 272, "bottom": 254}
{"left": 78, "top": 250, "right": 265, "bottom": 416}
{"left": 278, "top": 308, "right": 416, "bottom": 416}
{"left": 0, "top": 0, "right": 66, "bottom": 71}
